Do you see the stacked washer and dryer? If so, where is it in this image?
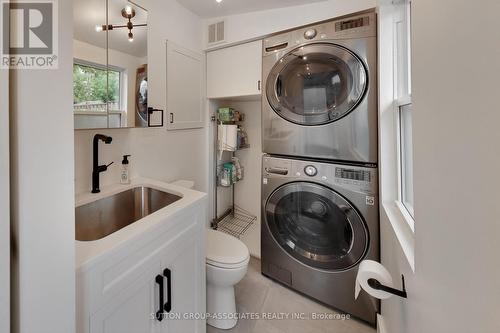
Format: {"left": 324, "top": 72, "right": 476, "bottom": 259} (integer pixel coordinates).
{"left": 260, "top": 11, "right": 380, "bottom": 325}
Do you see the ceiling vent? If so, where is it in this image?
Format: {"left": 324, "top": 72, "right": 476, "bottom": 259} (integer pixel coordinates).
{"left": 208, "top": 20, "right": 225, "bottom": 45}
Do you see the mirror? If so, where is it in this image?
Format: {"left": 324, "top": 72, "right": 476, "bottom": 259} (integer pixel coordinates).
{"left": 73, "top": 0, "right": 150, "bottom": 129}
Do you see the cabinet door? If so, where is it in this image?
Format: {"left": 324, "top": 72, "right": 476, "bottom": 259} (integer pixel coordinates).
{"left": 166, "top": 41, "right": 204, "bottom": 130}
{"left": 207, "top": 40, "right": 263, "bottom": 99}
{"left": 162, "top": 233, "right": 205, "bottom": 333}
{"left": 90, "top": 265, "right": 163, "bottom": 333}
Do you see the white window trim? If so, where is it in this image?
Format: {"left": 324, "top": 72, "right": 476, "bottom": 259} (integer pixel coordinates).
{"left": 382, "top": 202, "right": 415, "bottom": 270}
{"left": 395, "top": 97, "right": 414, "bottom": 226}
{"left": 395, "top": 199, "right": 414, "bottom": 232}
{"left": 378, "top": 0, "right": 415, "bottom": 271}
{"left": 393, "top": 0, "right": 414, "bottom": 229}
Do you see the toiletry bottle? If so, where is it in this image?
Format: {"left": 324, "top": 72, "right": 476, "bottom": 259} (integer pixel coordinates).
{"left": 121, "top": 155, "right": 131, "bottom": 184}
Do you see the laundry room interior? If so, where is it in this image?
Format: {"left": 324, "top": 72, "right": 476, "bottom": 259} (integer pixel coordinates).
{"left": 3, "top": 1, "right": 500, "bottom": 333}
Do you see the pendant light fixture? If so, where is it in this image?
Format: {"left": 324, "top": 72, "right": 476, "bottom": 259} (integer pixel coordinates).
{"left": 95, "top": 5, "right": 146, "bottom": 42}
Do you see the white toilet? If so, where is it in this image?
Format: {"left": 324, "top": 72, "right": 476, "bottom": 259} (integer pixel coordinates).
{"left": 170, "top": 180, "right": 250, "bottom": 329}
{"left": 206, "top": 229, "right": 250, "bottom": 329}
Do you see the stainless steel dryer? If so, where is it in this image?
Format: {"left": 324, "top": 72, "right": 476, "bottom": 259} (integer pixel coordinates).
{"left": 261, "top": 155, "right": 379, "bottom": 325}
{"left": 262, "top": 12, "right": 378, "bottom": 164}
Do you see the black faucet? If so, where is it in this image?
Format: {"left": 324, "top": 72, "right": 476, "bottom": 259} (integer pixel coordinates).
{"left": 92, "top": 134, "right": 113, "bottom": 193}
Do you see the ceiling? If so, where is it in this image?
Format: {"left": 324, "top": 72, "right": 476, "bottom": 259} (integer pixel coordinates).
{"left": 176, "top": 0, "right": 328, "bottom": 19}
{"left": 74, "top": 0, "right": 148, "bottom": 58}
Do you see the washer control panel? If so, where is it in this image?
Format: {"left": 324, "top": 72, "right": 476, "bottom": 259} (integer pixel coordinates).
{"left": 263, "top": 155, "right": 377, "bottom": 194}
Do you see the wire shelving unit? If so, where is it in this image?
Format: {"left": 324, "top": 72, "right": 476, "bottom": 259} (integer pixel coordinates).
{"left": 211, "top": 109, "right": 256, "bottom": 239}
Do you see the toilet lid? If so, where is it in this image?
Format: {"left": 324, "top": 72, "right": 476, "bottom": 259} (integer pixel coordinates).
{"left": 207, "top": 229, "right": 249, "bottom": 267}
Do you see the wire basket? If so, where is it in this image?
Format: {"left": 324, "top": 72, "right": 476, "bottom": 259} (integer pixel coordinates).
{"left": 217, "top": 163, "right": 244, "bottom": 187}
{"left": 216, "top": 206, "right": 256, "bottom": 239}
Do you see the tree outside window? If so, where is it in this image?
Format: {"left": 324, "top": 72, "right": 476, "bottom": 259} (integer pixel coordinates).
{"left": 73, "top": 63, "right": 120, "bottom": 112}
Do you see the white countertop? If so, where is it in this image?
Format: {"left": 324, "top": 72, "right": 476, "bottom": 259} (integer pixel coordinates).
{"left": 75, "top": 177, "right": 207, "bottom": 272}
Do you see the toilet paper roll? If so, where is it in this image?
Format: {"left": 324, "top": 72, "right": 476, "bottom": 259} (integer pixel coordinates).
{"left": 218, "top": 125, "right": 238, "bottom": 152}
{"left": 355, "top": 260, "right": 394, "bottom": 300}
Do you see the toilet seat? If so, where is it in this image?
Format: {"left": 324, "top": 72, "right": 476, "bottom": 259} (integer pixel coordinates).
{"left": 207, "top": 229, "right": 250, "bottom": 269}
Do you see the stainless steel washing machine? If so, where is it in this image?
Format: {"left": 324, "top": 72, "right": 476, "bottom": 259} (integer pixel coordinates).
{"left": 262, "top": 12, "right": 378, "bottom": 164}
{"left": 261, "top": 155, "right": 379, "bottom": 325}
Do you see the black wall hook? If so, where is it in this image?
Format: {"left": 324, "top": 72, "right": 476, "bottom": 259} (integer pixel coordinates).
{"left": 368, "top": 275, "right": 408, "bottom": 299}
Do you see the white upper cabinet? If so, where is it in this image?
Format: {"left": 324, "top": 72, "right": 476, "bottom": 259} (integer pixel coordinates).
{"left": 166, "top": 41, "right": 205, "bottom": 130}
{"left": 207, "top": 40, "right": 263, "bottom": 99}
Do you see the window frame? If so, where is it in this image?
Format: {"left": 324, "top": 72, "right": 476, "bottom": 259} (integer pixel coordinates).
{"left": 378, "top": 0, "right": 415, "bottom": 270}
{"left": 393, "top": 0, "right": 415, "bottom": 231}
{"left": 73, "top": 59, "right": 124, "bottom": 113}
{"left": 398, "top": 101, "right": 414, "bottom": 218}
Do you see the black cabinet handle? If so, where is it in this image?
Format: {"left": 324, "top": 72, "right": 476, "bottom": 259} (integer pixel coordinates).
{"left": 155, "top": 275, "right": 164, "bottom": 321}
{"left": 163, "top": 268, "right": 172, "bottom": 313}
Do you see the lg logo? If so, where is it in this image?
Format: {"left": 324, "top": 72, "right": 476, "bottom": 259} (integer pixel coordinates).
{"left": 1, "top": 1, "right": 58, "bottom": 69}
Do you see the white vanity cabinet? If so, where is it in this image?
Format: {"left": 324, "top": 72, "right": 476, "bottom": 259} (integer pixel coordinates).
{"left": 89, "top": 262, "right": 161, "bottom": 333}
{"left": 76, "top": 187, "right": 206, "bottom": 333}
{"left": 207, "top": 40, "right": 263, "bottom": 99}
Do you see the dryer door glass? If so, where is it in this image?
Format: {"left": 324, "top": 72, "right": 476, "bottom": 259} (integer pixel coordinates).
{"left": 265, "top": 182, "right": 368, "bottom": 271}
{"left": 266, "top": 43, "right": 367, "bottom": 126}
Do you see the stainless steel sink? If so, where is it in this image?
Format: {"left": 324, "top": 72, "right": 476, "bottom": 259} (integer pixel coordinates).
{"left": 76, "top": 186, "right": 182, "bottom": 241}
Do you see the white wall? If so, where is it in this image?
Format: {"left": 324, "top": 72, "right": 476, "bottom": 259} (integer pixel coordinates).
{"left": 380, "top": 1, "right": 500, "bottom": 332}
{"left": 74, "top": 0, "right": 208, "bottom": 196}
{"left": 9, "top": 0, "right": 75, "bottom": 332}
{"left": 73, "top": 39, "right": 145, "bottom": 128}
{"left": 203, "top": 0, "right": 376, "bottom": 49}
{"left": 0, "top": 66, "right": 9, "bottom": 333}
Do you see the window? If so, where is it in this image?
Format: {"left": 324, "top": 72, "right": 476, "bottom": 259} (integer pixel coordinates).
{"left": 400, "top": 103, "right": 414, "bottom": 216}
{"left": 73, "top": 62, "right": 121, "bottom": 113}
{"left": 395, "top": 0, "right": 414, "bottom": 219}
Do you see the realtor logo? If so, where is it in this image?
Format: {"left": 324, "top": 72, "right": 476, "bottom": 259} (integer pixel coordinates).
{"left": 1, "top": 0, "right": 58, "bottom": 69}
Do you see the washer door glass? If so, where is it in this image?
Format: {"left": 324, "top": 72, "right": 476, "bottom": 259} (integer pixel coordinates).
{"left": 266, "top": 43, "right": 367, "bottom": 126}
{"left": 265, "top": 182, "right": 368, "bottom": 271}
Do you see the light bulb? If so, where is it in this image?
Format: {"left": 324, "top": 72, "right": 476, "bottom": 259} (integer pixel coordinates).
{"left": 95, "top": 25, "right": 103, "bottom": 32}
{"left": 216, "top": 0, "right": 222, "bottom": 3}
{"left": 128, "top": 32, "right": 134, "bottom": 42}
{"left": 125, "top": 5, "right": 133, "bottom": 15}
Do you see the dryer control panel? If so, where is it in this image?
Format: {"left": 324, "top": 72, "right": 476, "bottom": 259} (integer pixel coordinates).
{"left": 263, "top": 12, "right": 376, "bottom": 57}
{"left": 262, "top": 155, "right": 378, "bottom": 195}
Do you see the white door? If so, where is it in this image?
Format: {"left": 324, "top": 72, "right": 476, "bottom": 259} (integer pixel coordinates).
{"left": 166, "top": 41, "right": 205, "bottom": 130}
{"left": 207, "top": 40, "right": 263, "bottom": 99}
{"left": 162, "top": 233, "right": 205, "bottom": 333}
{"left": 90, "top": 265, "right": 162, "bottom": 333}
{"left": 0, "top": 68, "right": 9, "bottom": 332}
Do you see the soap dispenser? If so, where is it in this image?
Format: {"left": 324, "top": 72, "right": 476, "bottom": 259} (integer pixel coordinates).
{"left": 120, "top": 155, "right": 131, "bottom": 184}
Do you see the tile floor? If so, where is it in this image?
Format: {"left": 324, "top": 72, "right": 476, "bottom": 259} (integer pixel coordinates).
{"left": 207, "top": 258, "right": 376, "bottom": 333}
